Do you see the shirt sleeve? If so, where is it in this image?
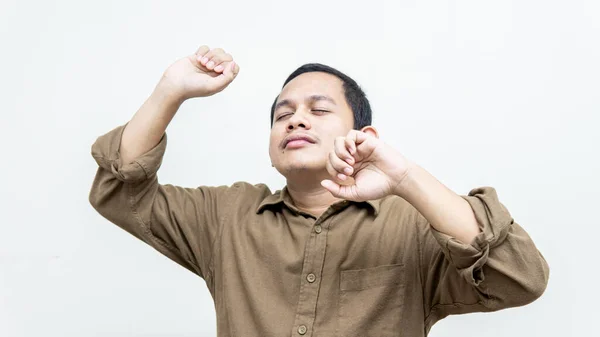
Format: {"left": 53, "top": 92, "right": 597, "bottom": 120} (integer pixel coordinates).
{"left": 88, "top": 124, "right": 233, "bottom": 281}
{"left": 416, "top": 186, "right": 550, "bottom": 333}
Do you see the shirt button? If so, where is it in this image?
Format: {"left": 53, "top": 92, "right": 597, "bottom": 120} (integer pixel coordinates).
{"left": 298, "top": 325, "right": 307, "bottom": 335}
{"left": 314, "top": 225, "right": 322, "bottom": 234}
{"left": 306, "top": 273, "right": 316, "bottom": 283}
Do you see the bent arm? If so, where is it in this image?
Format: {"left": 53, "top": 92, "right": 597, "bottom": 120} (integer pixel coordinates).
{"left": 413, "top": 187, "right": 550, "bottom": 333}
{"left": 89, "top": 124, "right": 231, "bottom": 279}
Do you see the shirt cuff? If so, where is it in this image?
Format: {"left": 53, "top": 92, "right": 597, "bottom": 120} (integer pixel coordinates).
{"left": 430, "top": 186, "right": 513, "bottom": 286}
{"left": 90, "top": 123, "right": 167, "bottom": 183}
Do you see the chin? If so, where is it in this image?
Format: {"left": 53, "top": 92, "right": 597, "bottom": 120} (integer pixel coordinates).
{"left": 271, "top": 148, "right": 327, "bottom": 173}
{"left": 278, "top": 158, "right": 325, "bottom": 175}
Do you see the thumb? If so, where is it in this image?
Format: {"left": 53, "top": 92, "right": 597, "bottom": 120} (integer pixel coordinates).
{"left": 221, "top": 61, "right": 239, "bottom": 82}
{"left": 209, "top": 61, "right": 239, "bottom": 91}
{"left": 321, "top": 179, "right": 351, "bottom": 199}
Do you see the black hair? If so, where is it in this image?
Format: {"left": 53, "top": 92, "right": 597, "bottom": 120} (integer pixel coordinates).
{"left": 270, "top": 63, "right": 372, "bottom": 129}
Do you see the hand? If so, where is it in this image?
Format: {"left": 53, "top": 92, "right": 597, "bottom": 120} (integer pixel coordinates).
{"left": 321, "top": 130, "right": 413, "bottom": 201}
{"left": 157, "top": 45, "right": 240, "bottom": 101}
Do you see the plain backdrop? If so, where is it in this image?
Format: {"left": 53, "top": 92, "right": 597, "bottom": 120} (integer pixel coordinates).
{"left": 1, "top": 0, "right": 598, "bottom": 336}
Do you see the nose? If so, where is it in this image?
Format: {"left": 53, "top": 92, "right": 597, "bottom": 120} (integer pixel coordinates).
{"left": 287, "top": 109, "right": 312, "bottom": 131}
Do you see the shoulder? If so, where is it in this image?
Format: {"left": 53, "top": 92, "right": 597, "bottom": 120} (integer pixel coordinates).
{"left": 229, "top": 181, "right": 273, "bottom": 197}
{"left": 221, "top": 181, "right": 275, "bottom": 213}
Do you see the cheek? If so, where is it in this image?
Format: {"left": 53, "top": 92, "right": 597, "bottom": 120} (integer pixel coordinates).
{"left": 268, "top": 138, "right": 285, "bottom": 163}
{"left": 319, "top": 136, "right": 336, "bottom": 154}
{"left": 268, "top": 133, "right": 279, "bottom": 150}
{"left": 268, "top": 142, "right": 278, "bottom": 160}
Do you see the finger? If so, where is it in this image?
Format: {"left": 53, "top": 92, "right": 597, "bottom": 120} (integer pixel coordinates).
{"left": 334, "top": 136, "right": 355, "bottom": 165}
{"left": 345, "top": 137, "right": 356, "bottom": 157}
{"left": 208, "top": 61, "right": 239, "bottom": 91}
{"left": 202, "top": 48, "right": 227, "bottom": 69}
{"left": 347, "top": 130, "right": 373, "bottom": 160}
{"left": 346, "top": 130, "right": 369, "bottom": 147}
{"left": 195, "top": 45, "right": 210, "bottom": 58}
{"left": 199, "top": 47, "right": 222, "bottom": 65}
{"left": 190, "top": 45, "right": 210, "bottom": 68}
{"left": 212, "top": 53, "right": 233, "bottom": 73}
{"left": 329, "top": 151, "right": 353, "bottom": 178}
{"left": 214, "top": 64, "right": 224, "bottom": 73}
{"left": 207, "top": 52, "right": 232, "bottom": 71}
{"left": 325, "top": 154, "right": 340, "bottom": 179}
{"left": 325, "top": 155, "right": 347, "bottom": 182}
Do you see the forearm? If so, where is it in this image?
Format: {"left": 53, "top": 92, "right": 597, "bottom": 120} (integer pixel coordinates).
{"left": 120, "top": 80, "right": 184, "bottom": 165}
{"left": 394, "top": 162, "right": 481, "bottom": 244}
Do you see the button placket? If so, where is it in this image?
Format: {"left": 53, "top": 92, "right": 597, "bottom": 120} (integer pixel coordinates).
{"left": 290, "top": 216, "right": 335, "bottom": 337}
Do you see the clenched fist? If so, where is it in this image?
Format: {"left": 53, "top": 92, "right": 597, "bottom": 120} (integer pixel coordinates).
{"left": 158, "top": 45, "right": 240, "bottom": 101}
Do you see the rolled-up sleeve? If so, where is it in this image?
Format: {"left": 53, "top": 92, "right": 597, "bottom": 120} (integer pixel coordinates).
{"left": 89, "top": 124, "right": 232, "bottom": 281}
{"left": 417, "top": 186, "right": 550, "bottom": 332}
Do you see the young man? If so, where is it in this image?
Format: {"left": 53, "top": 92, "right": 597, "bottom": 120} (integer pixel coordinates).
{"left": 89, "top": 45, "right": 549, "bottom": 336}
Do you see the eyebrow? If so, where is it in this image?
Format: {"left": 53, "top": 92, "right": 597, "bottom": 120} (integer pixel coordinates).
{"left": 274, "top": 95, "right": 337, "bottom": 112}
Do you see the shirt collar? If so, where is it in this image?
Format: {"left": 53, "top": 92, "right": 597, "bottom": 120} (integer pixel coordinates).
{"left": 256, "top": 185, "right": 381, "bottom": 216}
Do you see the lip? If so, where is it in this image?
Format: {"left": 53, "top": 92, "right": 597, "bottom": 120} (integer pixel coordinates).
{"left": 283, "top": 133, "right": 317, "bottom": 149}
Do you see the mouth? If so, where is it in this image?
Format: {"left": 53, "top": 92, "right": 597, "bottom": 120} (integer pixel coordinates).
{"left": 285, "top": 139, "right": 314, "bottom": 149}
{"left": 283, "top": 134, "right": 317, "bottom": 149}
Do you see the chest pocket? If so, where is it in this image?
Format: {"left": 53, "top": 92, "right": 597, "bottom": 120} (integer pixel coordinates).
{"left": 336, "top": 263, "right": 405, "bottom": 337}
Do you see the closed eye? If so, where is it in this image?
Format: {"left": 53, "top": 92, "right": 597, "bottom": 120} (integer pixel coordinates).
{"left": 276, "top": 110, "right": 330, "bottom": 121}
{"left": 276, "top": 113, "right": 292, "bottom": 121}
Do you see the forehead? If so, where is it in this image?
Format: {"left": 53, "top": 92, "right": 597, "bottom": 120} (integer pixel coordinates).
{"left": 278, "top": 72, "right": 344, "bottom": 102}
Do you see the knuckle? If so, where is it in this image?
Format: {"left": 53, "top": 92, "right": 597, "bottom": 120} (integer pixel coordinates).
{"left": 197, "top": 45, "right": 209, "bottom": 54}
{"left": 330, "top": 152, "right": 340, "bottom": 164}
{"left": 203, "top": 52, "right": 213, "bottom": 60}
{"left": 212, "top": 55, "right": 225, "bottom": 63}
{"left": 211, "top": 49, "right": 224, "bottom": 58}
{"left": 218, "top": 56, "right": 232, "bottom": 65}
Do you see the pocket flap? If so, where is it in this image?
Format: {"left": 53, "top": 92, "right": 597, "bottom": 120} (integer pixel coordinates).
{"left": 340, "top": 263, "right": 404, "bottom": 291}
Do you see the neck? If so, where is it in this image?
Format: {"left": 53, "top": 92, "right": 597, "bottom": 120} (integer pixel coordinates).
{"left": 285, "top": 177, "right": 343, "bottom": 217}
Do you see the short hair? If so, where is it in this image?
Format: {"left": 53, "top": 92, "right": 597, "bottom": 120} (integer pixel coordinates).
{"left": 270, "top": 63, "right": 372, "bottom": 129}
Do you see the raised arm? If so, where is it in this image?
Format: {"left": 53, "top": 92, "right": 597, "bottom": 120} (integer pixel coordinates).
{"left": 120, "top": 45, "right": 239, "bottom": 164}
{"left": 89, "top": 45, "right": 240, "bottom": 279}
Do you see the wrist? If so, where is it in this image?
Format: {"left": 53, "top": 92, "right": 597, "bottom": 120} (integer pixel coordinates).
{"left": 154, "top": 77, "right": 187, "bottom": 106}
{"left": 392, "top": 161, "right": 420, "bottom": 198}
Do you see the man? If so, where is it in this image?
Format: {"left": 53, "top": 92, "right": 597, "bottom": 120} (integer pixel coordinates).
{"left": 89, "top": 45, "right": 549, "bottom": 336}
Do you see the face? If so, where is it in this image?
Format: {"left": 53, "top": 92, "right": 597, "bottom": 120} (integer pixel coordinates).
{"left": 269, "top": 72, "right": 355, "bottom": 180}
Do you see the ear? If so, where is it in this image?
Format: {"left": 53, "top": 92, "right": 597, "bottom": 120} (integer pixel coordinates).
{"left": 360, "top": 126, "right": 379, "bottom": 139}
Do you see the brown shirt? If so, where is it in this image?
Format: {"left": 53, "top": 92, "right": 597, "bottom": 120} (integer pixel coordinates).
{"left": 89, "top": 124, "right": 549, "bottom": 337}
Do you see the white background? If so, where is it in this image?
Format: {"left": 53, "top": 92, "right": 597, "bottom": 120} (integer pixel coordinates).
{"left": 1, "top": 0, "right": 598, "bottom": 336}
